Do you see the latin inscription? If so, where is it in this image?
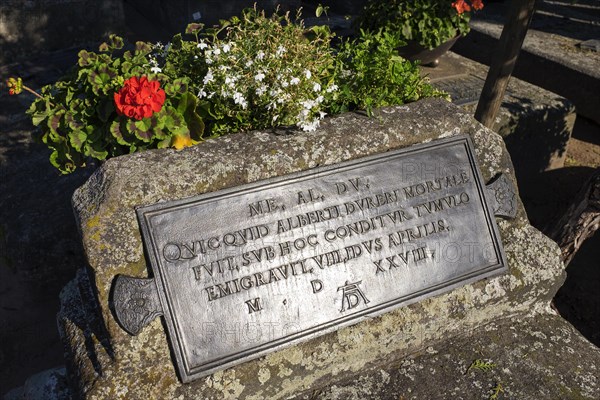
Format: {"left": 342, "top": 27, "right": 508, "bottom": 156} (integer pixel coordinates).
{"left": 137, "top": 135, "right": 508, "bottom": 382}
{"left": 169, "top": 171, "right": 470, "bottom": 309}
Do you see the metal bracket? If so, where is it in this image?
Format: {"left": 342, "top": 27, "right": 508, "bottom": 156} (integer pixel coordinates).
{"left": 486, "top": 173, "right": 518, "bottom": 219}
{"left": 113, "top": 275, "right": 162, "bottom": 335}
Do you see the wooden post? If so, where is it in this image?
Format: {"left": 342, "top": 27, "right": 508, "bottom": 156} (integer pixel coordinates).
{"left": 474, "top": 0, "right": 537, "bottom": 128}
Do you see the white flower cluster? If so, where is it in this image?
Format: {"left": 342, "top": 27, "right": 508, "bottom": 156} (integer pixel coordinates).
{"left": 148, "top": 57, "right": 162, "bottom": 74}
{"left": 147, "top": 41, "right": 172, "bottom": 74}
{"left": 195, "top": 39, "right": 336, "bottom": 132}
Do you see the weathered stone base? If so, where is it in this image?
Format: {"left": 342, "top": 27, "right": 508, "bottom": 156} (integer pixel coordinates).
{"left": 53, "top": 98, "right": 572, "bottom": 399}
{"left": 15, "top": 297, "right": 600, "bottom": 400}
{"left": 293, "top": 311, "right": 600, "bottom": 400}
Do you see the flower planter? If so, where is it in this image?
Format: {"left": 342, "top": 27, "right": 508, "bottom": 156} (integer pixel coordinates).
{"left": 398, "top": 35, "right": 461, "bottom": 67}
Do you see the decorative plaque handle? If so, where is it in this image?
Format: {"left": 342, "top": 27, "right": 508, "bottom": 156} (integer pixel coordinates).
{"left": 113, "top": 275, "right": 163, "bottom": 335}
{"left": 485, "top": 173, "right": 518, "bottom": 219}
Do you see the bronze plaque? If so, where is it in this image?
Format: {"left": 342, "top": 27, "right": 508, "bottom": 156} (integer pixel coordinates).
{"left": 114, "top": 134, "right": 514, "bottom": 382}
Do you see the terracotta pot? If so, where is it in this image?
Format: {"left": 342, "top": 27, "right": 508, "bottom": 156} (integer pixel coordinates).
{"left": 397, "top": 35, "right": 461, "bottom": 67}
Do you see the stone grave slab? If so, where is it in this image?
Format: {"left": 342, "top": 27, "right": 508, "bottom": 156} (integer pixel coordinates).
{"left": 427, "top": 73, "right": 488, "bottom": 106}
{"left": 59, "top": 99, "right": 566, "bottom": 399}
{"left": 423, "top": 51, "right": 576, "bottom": 183}
{"left": 291, "top": 312, "right": 600, "bottom": 400}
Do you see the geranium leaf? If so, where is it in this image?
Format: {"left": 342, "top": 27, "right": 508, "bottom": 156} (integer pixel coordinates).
{"left": 121, "top": 61, "right": 132, "bottom": 73}
{"left": 68, "top": 129, "right": 87, "bottom": 152}
{"left": 65, "top": 111, "right": 83, "bottom": 129}
{"left": 173, "top": 125, "right": 190, "bottom": 137}
{"left": 187, "top": 112, "right": 205, "bottom": 140}
{"left": 78, "top": 50, "right": 97, "bottom": 67}
{"left": 47, "top": 109, "right": 65, "bottom": 134}
{"left": 135, "top": 41, "right": 152, "bottom": 54}
{"left": 157, "top": 137, "right": 172, "bottom": 149}
{"left": 176, "top": 92, "right": 192, "bottom": 115}
{"left": 86, "top": 143, "right": 109, "bottom": 160}
{"left": 171, "top": 133, "right": 193, "bottom": 150}
{"left": 31, "top": 111, "right": 47, "bottom": 127}
{"left": 110, "top": 120, "right": 131, "bottom": 145}
{"left": 134, "top": 119, "right": 154, "bottom": 142}
{"left": 49, "top": 149, "right": 61, "bottom": 169}
{"left": 185, "top": 23, "right": 204, "bottom": 34}
{"left": 49, "top": 144, "right": 76, "bottom": 174}
{"left": 96, "top": 98, "right": 115, "bottom": 122}
{"left": 108, "top": 34, "right": 124, "bottom": 50}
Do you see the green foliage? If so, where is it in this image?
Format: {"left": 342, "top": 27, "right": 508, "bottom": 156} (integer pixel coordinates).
{"left": 330, "top": 29, "right": 446, "bottom": 116}
{"left": 163, "top": 7, "right": 444, "bottom": 132}
{"left": 26, "top": 35, "right": 203, "bottom": 174}
{"left": 465, "top": 359, "right": 506, "bottom": 399}
{"left": 357, "top": 0, "right": 473, "bottom": 50}
{"left": 16, "top": 6, "right": 447, "bottom": 174}
{"left": 489, "top": 381, "right": 504, "bottom": 400}
{"left": 315, "top": 4, "right": 330, "bottom": 18}
{"left": 466, "top": 359, "right": 497, "bottom": 374}
{"left": 169, "top": 7, "right": 337, "bottom": 135}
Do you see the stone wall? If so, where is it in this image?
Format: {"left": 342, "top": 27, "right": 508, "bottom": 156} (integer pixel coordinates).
{"left": 0, "top": 0, "right": 124, "bottom": 65}
{"left": 124, "top": 0, "right": 301, "bottom": 36}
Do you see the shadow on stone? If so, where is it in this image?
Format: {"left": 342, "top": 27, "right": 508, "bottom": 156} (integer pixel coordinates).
{"left": 554, "top": 234, "right": 600, "bottom": 347}
{"left": 516, "top": 165, "right": 600, "bottom": 347}
{"left": 57, "top": 269, "right": 115, "bottom": 398}
{"left": 518, "top": 166, "right": 596, "bottom": 229}
{"left": 501, "top": 94, "right": 573, "bottom": 184}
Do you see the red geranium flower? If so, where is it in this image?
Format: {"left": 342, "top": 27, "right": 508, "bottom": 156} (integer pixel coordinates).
{"left": 471, "top": 0, "right": 484, "bottom": 11}
{"left": 452, "top": 0, "right": 471, "bottom": 14}
{"left": 114, "top": 76, "right": 166, "bottom": 120}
